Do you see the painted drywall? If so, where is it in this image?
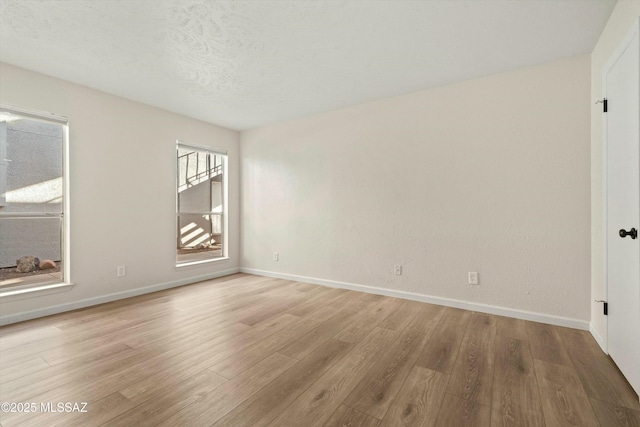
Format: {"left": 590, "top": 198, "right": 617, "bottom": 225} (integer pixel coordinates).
{"left": 590, "top": 1, "right": 640, "bottom": 345}
{"left": 0, "top": 63, "right": 240, "bottom": 318}
{"left": 241, "top": 55, "right": 591, "bottom": 322}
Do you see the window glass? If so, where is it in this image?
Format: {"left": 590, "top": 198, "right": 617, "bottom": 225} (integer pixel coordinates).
{"left": 176, "top": 144, "right": 226, "bottom": 265}
{"left": 0, "top": 110, "right": 66, "bottom": 289}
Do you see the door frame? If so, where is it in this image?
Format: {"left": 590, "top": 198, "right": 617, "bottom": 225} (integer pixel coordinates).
{"left": 602, "top": 17, "right": 640, "bottom": 354}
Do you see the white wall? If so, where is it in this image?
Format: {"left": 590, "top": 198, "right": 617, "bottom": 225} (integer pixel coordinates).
{"left": 242, "top": 55, "right": 591, "bottom": 323}
{"left": 590, "top": 2, "right": 640, "bottom": 345}
{"left": 0, "top": 63, "right": 240, "bottom": 320}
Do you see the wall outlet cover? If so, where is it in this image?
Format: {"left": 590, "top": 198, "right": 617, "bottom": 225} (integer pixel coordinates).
{"left": 468, "top": 271, "right": 479, "bottom": 285}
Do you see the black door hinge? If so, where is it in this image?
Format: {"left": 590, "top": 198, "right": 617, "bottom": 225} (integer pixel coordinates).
{"left": 596, "top": 98, "right": 607, "bottom": 112}
{"left": 603, "top": 302, "right": 608, "bottom": 315}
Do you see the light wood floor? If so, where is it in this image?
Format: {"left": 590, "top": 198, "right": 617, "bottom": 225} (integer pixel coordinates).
{"left": 1, "top": 273, "right": 639, "bottom": 426}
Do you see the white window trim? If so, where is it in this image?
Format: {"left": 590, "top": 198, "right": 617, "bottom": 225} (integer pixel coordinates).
{"left": 0, "top": 282, "right": 74, "bottom": 302}
{"left": 0, "top": 104, "right": 71, "bottom": 297}
{"left": 0, "top": 121, "right": 6, "bottom": 207}
{"left": 176, "top": 141, "right": 228, "bottom": 267}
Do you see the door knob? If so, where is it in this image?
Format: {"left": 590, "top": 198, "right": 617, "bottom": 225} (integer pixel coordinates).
{"left": 619, "top": 228, "right": 638, "bottom": 239}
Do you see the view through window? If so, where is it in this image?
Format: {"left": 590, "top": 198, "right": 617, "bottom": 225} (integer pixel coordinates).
{"left": 176, "top": 143, "right": 226, "bottom": 265}
{"left": 0, "top": 107, "right": 67, "bottom": 290}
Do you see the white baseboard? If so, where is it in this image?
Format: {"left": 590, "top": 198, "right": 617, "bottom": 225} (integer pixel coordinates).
{"left": 0, "top": 267, "right": 240, "bottom": 326}
{"left": 2, "top": 266, "right": 591, "bottom": 332}
{"left": 241, "top": 268, "right": 590, "bottom": 331}
{"left": 590, "top": 322, "right": 608, "bottom": 353}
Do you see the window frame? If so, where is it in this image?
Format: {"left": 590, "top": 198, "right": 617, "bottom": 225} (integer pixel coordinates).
{"left": 0, "top": 104, "right": 72, "bottom": 298}
{"left": 0, "top": 120, "right": 6, "bottom": 207}
{"left": 175, "top": 141, "right": 228, "bottom": 267}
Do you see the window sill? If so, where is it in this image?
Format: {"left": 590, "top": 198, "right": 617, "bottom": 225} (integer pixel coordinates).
{"left": 0, "top": 282, "right": 75, "bottom": 302}
{"left": 176, "top": 256, "right": 229, "bottom": 269}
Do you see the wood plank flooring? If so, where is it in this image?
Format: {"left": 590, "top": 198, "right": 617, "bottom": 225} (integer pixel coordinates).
{"left": 0, "top": 273, "right": 638, "bottom": 426}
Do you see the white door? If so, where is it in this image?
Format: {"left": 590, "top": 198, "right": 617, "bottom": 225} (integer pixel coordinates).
{"left": 605, "top": 19, "right": 640, "bottom": 397}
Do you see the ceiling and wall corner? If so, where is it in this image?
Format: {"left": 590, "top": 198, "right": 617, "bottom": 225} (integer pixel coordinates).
{"left": 0, "top": 0, "right": 616, "bottom": 130}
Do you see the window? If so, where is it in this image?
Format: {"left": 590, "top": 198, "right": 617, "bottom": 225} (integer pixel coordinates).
{"left": 0, "top": 106, "right": 68, "bottom": 291}
{"left": 176, "top": 142, "right": 226, "bottom": 265}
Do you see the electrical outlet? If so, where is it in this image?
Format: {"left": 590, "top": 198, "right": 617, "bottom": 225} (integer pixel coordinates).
{"left": 394, "top": 264, "right": 402, "bottom": 275}
{"left": 273, "top": 252, "right": 279, "bottom": 261}
{"left": 117, "top": 265, "right": 126, "bottom": 277}
{"left": 468, "top": 271, "right": 479, "bottom": 285}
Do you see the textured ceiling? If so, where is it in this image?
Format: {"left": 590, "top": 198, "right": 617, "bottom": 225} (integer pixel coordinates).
{"left": 0, "top": 0, "right": 616, "bottom": 130}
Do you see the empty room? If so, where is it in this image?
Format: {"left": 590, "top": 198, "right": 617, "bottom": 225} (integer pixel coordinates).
{"left": 0, "top": 0, "right": 639, "bottom": 425}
